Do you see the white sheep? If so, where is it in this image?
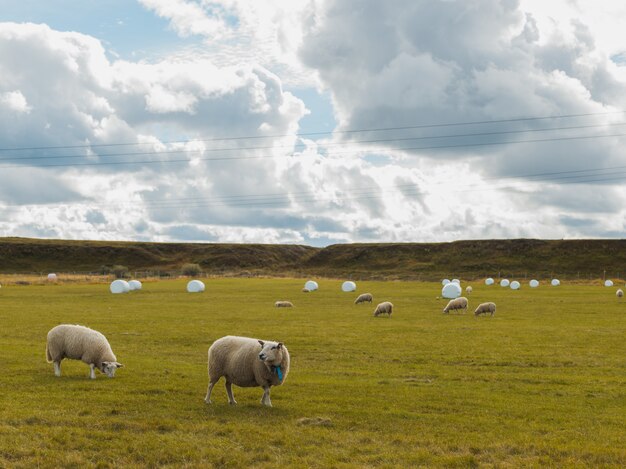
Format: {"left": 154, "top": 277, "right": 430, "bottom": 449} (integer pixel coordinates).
{"left": 204, "top": 336, "right": 290, "bottom": 407}
{"left": 617, "top": 289, "right": 624, "bottom": 298}
{"left": 373, "top": 301, "right": 393, "bottom": 317}
{"left": 46, "top": 324, "right": 123, "bottom": 379}
{"left": 465, "top": 286, "right": 473, "bottom": 294}
{"left": 443, "top": 297, "right": 468, "bottom": 314}
{"left": 274, "top": 300, "right": 293, "bottom": 308}
{"left": 354, "top": 293, "right": 373, "bottom": 304}
{"left": 474, "top": 302, "right": 496, "bottom": 316}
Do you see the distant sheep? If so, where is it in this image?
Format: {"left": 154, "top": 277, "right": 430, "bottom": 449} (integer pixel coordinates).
{"left": 205, "top": 336, "right": 290, "bottom": 407}
{"left": 46, "top": 324, "right": 123, "bottom": 379}
{"left": 373, "top": 301, "right": 393, "bottom": 317}
{"left": 617, "top": 289, "right": 624, "bottom": 298}
{"left": 465, "top": 286, "right": 473, "bottom": 294}
{"left": 274, "top": 300, "right": 293, "bottom": 308}
{"left": 443, "top": 297, "right": 468, "bottom": 314}
{"left": 302, "top": 288, "right": 310, "bottom": 293}
{"left": 354, "top": 293, "right": 373, "bottom": 304}
{"left": 474, "top": 302, "right": 496, "bottom": 316}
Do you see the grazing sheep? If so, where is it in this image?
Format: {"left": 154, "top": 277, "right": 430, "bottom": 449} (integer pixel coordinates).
{"left": 46, "top": 324, "right": 123, "bottom": 379}
{"left": 205, "top": 336, "right": 290, "bottom": 407}
{"left": 373, "top": 301, "right": 393, "bottom": 317}
{"left": 465, "top": 286, "right": 473, "bottom": 294}
{"left": 274, "top": 300, "right": 293, "bottom": 308}
{"left": 617, "top": 289, "right": 624, "bottom": 298}
{"left": 354, "top": 293, "right": 373, "bottom": 304}
{"left": 443, "top": 297, "right": 469, "bottom": 314}
{"left": 302, "top": 288, "right": 310, "bottom": 293}
{"left": 474, "top": 302, "right": 496, "bottom": 316}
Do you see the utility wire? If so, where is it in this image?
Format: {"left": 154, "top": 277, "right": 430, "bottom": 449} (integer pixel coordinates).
{"left": 1, "top": 121, "right": 626, "bottom": 163}
{"left": 3, "top": 164, "right": 625, "bottom": 210}
{"left": 0, "top": 110, "right": 622, "bottom": 152}
{"left": 1, "top": 131, "right": 625, "bottom": 169}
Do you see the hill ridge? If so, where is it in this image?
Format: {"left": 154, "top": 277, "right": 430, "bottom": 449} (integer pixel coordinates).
{"left": 1, "top": 237, "right": 624, "bottom": 280}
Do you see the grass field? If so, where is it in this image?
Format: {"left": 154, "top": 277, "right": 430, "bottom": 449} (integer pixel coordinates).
{"left": 1, "top": 278, "right": 625, "bottom": 468}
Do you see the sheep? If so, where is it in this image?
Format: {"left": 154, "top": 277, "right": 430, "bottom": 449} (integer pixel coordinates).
{"left": 204, "top": 336, "right": 290, "bottom": 407}
{"left": 302, "top": 288, "right": 310, "bottom": 293}
{"left": 354, "top": 293, "right": 373, "bottom": 304}
{"left": 474, "top": 302, "right": 496, "bottom": 316}
{"left": 443, "top": 297, "right": 468, "bottom": 314}
{"left": 465, "top": 286, "right": 473, "bottom": 294}
{"left": 617, "top": 289, "right": 624, "bottom": 298}
{"left": 46, "top": 324, "right": 123, "bottom": 379}
{"left": 275, "top": 300, "right": 293, "bottom": 308}
{"left": 373, "top": 301, "right": 393, "bottom": 317}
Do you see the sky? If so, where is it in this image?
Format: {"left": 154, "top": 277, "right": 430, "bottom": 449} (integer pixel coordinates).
{"left": 0, "top": 0, "right": 625, "bottom": 246}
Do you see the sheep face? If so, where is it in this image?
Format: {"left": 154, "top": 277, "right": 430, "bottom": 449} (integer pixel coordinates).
{"left": 101, "top": 361, "right": 124, "bottom": 377}
{"left": 258, "top": 340, "right": 285, "bottom": 366}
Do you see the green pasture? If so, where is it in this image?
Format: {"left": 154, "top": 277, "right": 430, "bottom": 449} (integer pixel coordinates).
{"left": 1, "top": 278, "right": 625, "bottom": 468}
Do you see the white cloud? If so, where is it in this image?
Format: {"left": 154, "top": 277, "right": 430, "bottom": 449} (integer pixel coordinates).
{"left": 2, "top": 0, "right": 626, "bottom": 245}
{"left": 137, "top": 0, "right": 315, "bottom": 86}
{"left": 0, "top": 90, "right": 32, "bottom": 113}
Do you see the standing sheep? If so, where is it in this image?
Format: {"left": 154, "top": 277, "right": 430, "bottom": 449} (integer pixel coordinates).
{"left": 465, "top": 286, "right": 473, "bottom": 294}
{"left": 373, "top": 301, "right": 393, "bottom": 317}
{"left": 274, "top": 301, "right": 294, "bottom": 308}
{"left": 474, "top": 302, "right": 496, "bottom": 316}
{"left": 443, "top": 297, "right": 468, "bottom": 314}
{"left": 617, "top": 289, "right": 624, "bottom": 298}
{"left": 354, "top": 293, "right": 373, "bottom": 304}
{"left": 205, "top": 336, "right": 290, "bottom": 407}
{"left": 46, "top": 324, "right": 123, "bottom": 379}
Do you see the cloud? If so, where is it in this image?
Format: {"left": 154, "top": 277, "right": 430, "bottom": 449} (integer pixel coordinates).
{"left": 137, "top": 0, "right": 315, "bottom": 86}
{"left": 1, "top": 2, "right": 626, "bottom": 245}
{"left": 0, "top": 90, "right": 31, "bottom": 113}
{"left": 299, "top": 0, "right": 626, "bottom": 179}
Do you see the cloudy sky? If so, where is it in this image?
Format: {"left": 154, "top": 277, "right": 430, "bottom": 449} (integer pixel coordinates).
{"left": 1, "top": 0, "right": 625, "bottom": 245}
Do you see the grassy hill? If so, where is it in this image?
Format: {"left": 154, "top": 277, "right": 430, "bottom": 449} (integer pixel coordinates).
{"left": 1, "top": 237, "right": 625, "bottom": 280}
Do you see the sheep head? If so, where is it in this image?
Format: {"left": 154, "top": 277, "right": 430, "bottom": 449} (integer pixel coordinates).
{"left": 101, "top": 361, "right": 124, "bottom": 377}
{"left": 258, "top": 341, "right": 285, "bottom": 366}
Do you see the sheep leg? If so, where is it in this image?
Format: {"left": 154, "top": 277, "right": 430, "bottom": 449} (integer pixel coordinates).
{"left": 261, "top": 386, "right": 272, "bottom": 407}
{"left": 225, "top": 381, "right": 237, "bottom": 405}
{"left": 53, "top": 361, "right": 61, "bottom": 377}
{"left": 89, "top": 363, "right": 96, "bottom": 379}
{"left": 204, "top": 379, "right": 217, "bottom": 404}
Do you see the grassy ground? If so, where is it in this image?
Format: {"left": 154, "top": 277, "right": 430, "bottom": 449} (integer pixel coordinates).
{"left": 1, "top": 278, "right": 625, "bottom": 468}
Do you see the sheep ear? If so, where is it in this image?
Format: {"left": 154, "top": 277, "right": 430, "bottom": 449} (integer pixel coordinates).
{"left": 277, "top": 342, "right": 283, "bottom": 349}
{"left": 258, "top": 340, "right": 265, "bottom": 347}
{"left": 115, "top": 362, "right": 124, "bottom": 368}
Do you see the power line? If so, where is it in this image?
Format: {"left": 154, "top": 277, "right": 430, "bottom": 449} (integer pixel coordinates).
{"left": 0, "top": 110, "right": 622, "bottom": 153}
{"left": 1, "top": 131, "right": 625, "bottom": 169}
{"left": 3, "top": 163, "right": 625, "bottom": 210}
{"left": 2, "top": 121, "right": 626, "bottom": 163}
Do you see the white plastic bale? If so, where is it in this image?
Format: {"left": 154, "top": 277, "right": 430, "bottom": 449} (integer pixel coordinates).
{"left": 529, "top": 279, "right": 539, "bottom": 288}
{"left": 47, "top": 273, "right": 57, "bottom": 281}
{"left": 500, "top": 279, "right": 510, "bottom": 287}
{"left": 442, "top": 282, "right": 462, "bottom": 299}
{"left": 551, "top": 279, "right": 560, "bottom": 286}
{"left": 485, "top": 278, "right": 494, "bottom": 286}
{"left": 341, "top": 281, "right": 356, "bottom": 292}
{"left": 187, "top": 280, "right": 205, "bottom": 293}
{"left": 451, "top": 279, "right": 460, "bottom": 285}
{"left": 604, "top": 280, "right": 614, "bottom": 287}
{"left": 510, "top": 281, "right": 521, "bottom": 290}
{"left": 304, "top": 280, "right": 319, "bottom": 291}
{"left": 110, "top": 279, "right": 130, "bottom": 294}
{"left": 128, "top": 280, "right": 142, "bottom": 291}
{"left": 442, "top": 279, "right": 450, "bottom": 286}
